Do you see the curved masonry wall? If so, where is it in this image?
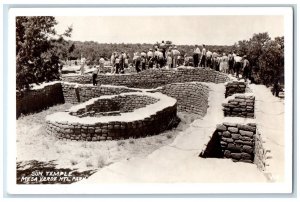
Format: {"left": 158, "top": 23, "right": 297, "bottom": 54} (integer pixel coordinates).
{"left": 45, "top": 92, "right": 179, "bottom": 141}
{"left": 156, "top": 82, "right": 209, "bottom": 117}
{"left": 62, "top": 67, "right": 230, "bottom": 88}
{"left": 62, "top": 82, "right": 210, "bottom": 117}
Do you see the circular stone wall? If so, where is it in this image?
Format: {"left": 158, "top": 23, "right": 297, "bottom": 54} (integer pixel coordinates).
{"left": 45, "top": 92, "right": 178, "bottom": 141}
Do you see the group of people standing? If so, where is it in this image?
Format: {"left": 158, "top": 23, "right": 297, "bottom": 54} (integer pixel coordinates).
{"left": 110, "top": 51, "right": 130, "bottom": 74}
{"left": 132, "top": 41, "right": 182, "bottom": 72}
{"left": 190, "top": 44, "right": 251, "bottom": 81}
{"left": 89, "top": 42, "right": 252, "bottom": 86}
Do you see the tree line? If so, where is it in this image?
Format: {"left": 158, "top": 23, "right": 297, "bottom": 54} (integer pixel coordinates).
{"left": 16, "top": 16, "right": 284, "bottom": 90}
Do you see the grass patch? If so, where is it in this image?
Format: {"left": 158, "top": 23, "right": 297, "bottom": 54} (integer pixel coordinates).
{"left": 17, "top": 104, "right": 197, "bottom": 175}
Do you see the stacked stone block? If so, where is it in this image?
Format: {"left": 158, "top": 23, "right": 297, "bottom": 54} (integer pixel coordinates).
{"left": 225, "top": 81, "right": 246, "bottom": 98}
{"left": 216, "top": 122, "right": 257, "bottom": 163}
{"left": 222, "top": 95, "right": 255, "bottom": 118}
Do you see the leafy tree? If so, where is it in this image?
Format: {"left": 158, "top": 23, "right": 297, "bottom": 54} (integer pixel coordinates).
{"left": 235, "top": 32, "right": 283, "bottom": 86}
{"left": 16, "top": 16, "right": 72, "bottom": 90}
{"left": 258, "top": 36, "right": 284, "bottom": 86}
{"left": 247, "top": 32, "right": 271, "bottom": 69}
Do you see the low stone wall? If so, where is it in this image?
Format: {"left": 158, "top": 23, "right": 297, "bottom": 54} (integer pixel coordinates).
{"left": 222, "top": 94, "right": 255, "bottom": 118}
{"left": 225, "top": 81, "right": 246, "bottom": 98}
{"left": 200, "top": 122, "right": 257, "bottom": 163}
{"left": 62, "top": 83, "right": 141, "bottom": 104}
{"left": 45, "top": 92, "right": 179, "bottom": 141}
{"left": 62, "top": 67, "right": 230, "bottom": 88}
{"left": 16, "top": 82, "right": 64, "bottom": 118}
{"left": 157, "top": 82, "right": 209, "bottom": 117}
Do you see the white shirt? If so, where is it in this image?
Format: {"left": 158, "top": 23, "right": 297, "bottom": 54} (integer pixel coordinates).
{"left": 154, "top": 50, "right": 160, "bottom": 57}
{"left": 234, "top": 56, "right": 243, "bottom": 63}
{"left": 81, "top": 58, "right": 86, "bottom": 64}
{"left": 201, "top": 48, "right": 206, "bottom": 56}
{"left": 206, "top": 51, "right": 212, "bottom": 57}
{"left": 157, "top": 51, "right": 164, "bottom": 58}
{"left": 147, "top": 51, "right": 154, "bottom": 57}
{"left": 194, "top": 47, "right": 201, "bottom": 54}
{"left": 172, "top": 49, "right": 180, "bottom": 56}
{"left": 212, "top": 52, "right": 218, "bottom": 58}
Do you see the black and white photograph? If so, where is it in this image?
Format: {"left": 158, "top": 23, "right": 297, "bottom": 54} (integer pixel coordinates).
{"left": 4, "top": 5, "right": 295, "bottom": 196}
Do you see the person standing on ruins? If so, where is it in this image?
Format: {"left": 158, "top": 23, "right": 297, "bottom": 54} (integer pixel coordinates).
{"left": 110, "top": 52, "right": 116, "bottom": 74}
{"left": 120, "top": 51, "right": 126, "bottom": 73}
{"left": 99, "top": 57, "right": 105, "bottom": 74}
{"left": 234, "top": 53, "right": 243, "bottom": 79}
{"left": 92, "top": 65, "right": 100, "bottom": 86}
{"left": 167, "top": 51, "right": 172, "bottom": 69}
{"left": 115, "top": 53, "right": 120, "bottom": 74}
{"left": 228, "top": 52, "right": 235, "bottom": 75}
{"left": 147, "top": 48, "right": 154, "bottom": 68}
{"left": 157, "top": 49, "right": 165, "bottom": 68}
{"left": 160, "top": 40, "right": 166, "bottom": 60}
{"left": 193, "top": 45, "right": 201, "bottom": 67}
{"left": 154, "top": 48, "right": 160, "bottom": 68}
{"left": 141, "top": 55, "right": 146, "bottom": 71}
{"left": 206, "top": 49, "right": 213, "bottom": 68}
{"left": 124, "top": 53, "right": 129, "bottom": 70}
{"left": 200, "top": 44, "right": 207, "bottom": 67}
{"left": 242, "top": 55, "right": 250, "bottom": 82}
{"left": 219, "top": 53, "right": 229, "bottom": 73}
{"left": 80, "top": 57, "right": 86, "bottom": 75}
{"left": 212, "top": 55, "right": 219, "bottom": 71}
{"left": 171, "top": 46, "right": 180, "bottom": 68}
{"left": 135, "top": 52, "right": 141, "bottom": 72}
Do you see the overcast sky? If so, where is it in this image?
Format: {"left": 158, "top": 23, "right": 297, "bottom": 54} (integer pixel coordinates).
{"left": 54, "top": 16, "right": 284, "bottom": 45}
